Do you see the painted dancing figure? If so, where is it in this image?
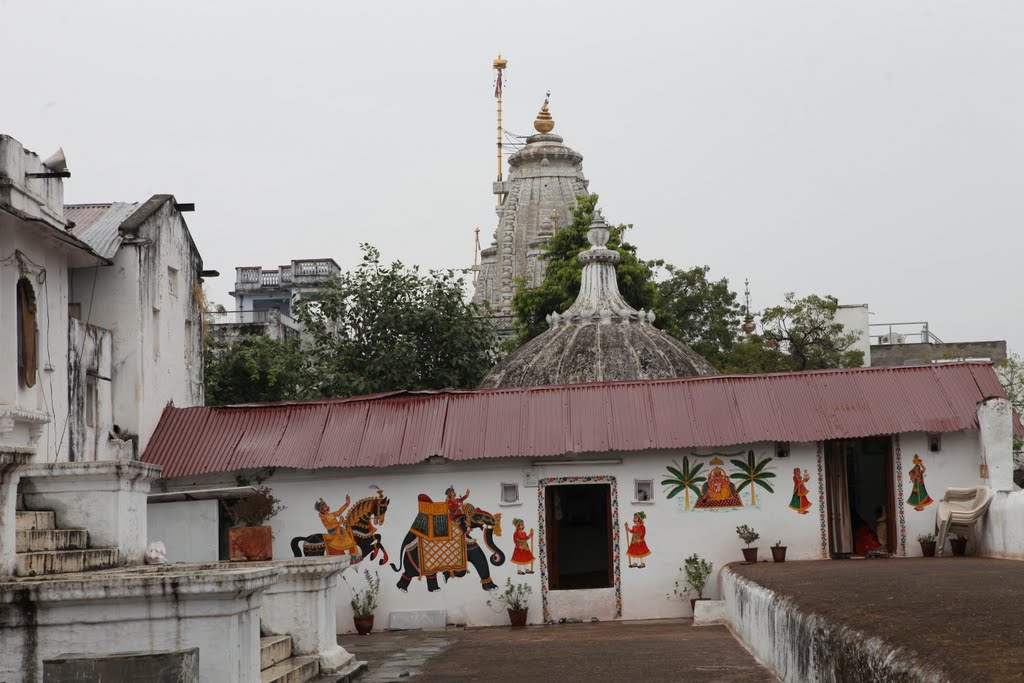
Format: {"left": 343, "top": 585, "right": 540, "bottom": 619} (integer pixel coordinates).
{"left": 510, "top": 518, "right": 535, "bottom": 574}
{"left": 907, "top": 454, "right": 934, "bottom": 511}
{"left": 788, "top": 468, "right": 812, "bottom": 514}
{"left": 625, "top": 512, "right": 651, "bottom": 568}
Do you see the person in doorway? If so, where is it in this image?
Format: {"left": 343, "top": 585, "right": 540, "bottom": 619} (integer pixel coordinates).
{"left": 510, "top": 518, "right": 535, "bottom": 574}
{"left": 316, "top": 495, "right": 358, "bottom": 557}
{"left": 788, "top": 468, "right": 812, "bottom": 514}
{"left": 446, "top": 485, "right": 472, "bottom": 537}
{"left": 907, "top": 454, "right": 934, "bottom": 511}
{"left": 625, "top": 512, "right": 651, "bottom": 568}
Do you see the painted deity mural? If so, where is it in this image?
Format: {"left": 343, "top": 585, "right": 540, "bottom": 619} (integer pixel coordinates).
{"left": 391, "top": 486, "right": 505, "bottom": 593}
{"left": 663, "top": 451, "right": 776, "bottom": 511}
{"left": 625, "top": 512, "right": 651, "bottom": 568}
{"left": 906, "top": 454, "right": 934, "bottom": 511}
{"left": 290, "top": 489, "right": 390, "bottom": 564}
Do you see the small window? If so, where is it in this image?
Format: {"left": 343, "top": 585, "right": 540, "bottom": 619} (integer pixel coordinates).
{"left": 16, "top": 278, "right": 38, "bottom": 388}
{"left": 927, "top": 433, "right": 941, "bottom": 452}
{"left": 167, "top": 266, "right": 179, "bottom": 298}
{"left": 500, "top": 482, "right": 520, "bottom": 505}
{"left": 634, "top": 479, "right": 654, "bottom": 503}
{"left": 85, "top": 376, "right": 97, "bottom": 428}
{"left": 775, "top": 442, "right": 791, "bottom": 458}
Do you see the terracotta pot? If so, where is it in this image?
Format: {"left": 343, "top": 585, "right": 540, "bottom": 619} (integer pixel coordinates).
{"left": 949, "top": 537, "right": 968, "bottom": 556}
{"left": 741, "top": 547, "right": 758, "bottom": 564}
{"left": 507, "top": 608, "right": 528, "bottom": 628}
{"left": 919, "top": 541, "right": 936, "bottom": 557}
{"left": 229, "top": 526, "right": 272, "bottom": 561}
{"left": 354, "top": 615, "right": 374, "bottom": 635}
{"left": 771, "top": 546, "right": 787, "bottom": 563}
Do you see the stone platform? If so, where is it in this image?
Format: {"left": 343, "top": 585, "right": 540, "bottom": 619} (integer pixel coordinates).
{"left": 724, "top": 558, "right": 1024, "bottom": 682}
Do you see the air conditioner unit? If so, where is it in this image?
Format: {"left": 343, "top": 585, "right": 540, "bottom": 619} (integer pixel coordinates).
{"left": 879, "top": 334, "right": 906, "bottom": 345}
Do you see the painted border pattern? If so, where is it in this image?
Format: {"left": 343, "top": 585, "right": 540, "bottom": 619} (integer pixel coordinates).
{"left": 894, "top": 434, "right": 907, "bottom": 556}
{"left": 537, "top": 475, "right": 622, "bottom": 623}
{"left": 817, "top": 441, "right": 828, "bottom": 558}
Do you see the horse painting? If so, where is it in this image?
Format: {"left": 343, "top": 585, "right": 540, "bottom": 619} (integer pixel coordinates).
{"left": 290, "top": 490, "right": 390, "bottom": 564}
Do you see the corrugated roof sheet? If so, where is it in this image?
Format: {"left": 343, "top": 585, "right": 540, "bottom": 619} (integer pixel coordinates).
{"left": 144, "top": 362, "right": 1024, "bottom": 479}
{"left": 65, "top": 202, "right": 140, "bottom": 259}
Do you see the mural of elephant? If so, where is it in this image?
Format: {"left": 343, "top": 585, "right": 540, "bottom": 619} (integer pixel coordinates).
{"left": 391, "top": 496, "right": 505, "bottom": 593}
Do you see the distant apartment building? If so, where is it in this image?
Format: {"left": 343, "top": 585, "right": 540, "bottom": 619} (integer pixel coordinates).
{"left": 208, "top": 258, "right": 340, "bottom": 343}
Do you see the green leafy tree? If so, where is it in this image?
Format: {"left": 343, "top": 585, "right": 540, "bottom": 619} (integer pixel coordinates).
{"left": 204, "top": 336, "right": 308, "bottom": 406}
{"left": 718, "top": 334, "right": 795, "bottom": 374}
{"left": 510, "top": 194, "right": 659, "bottom": 346}
{"left": 294, "top": 244, "right": 496, "bottom": 397}
{"left": 657, "top": 265, "right": 742, "bottom": 369}
{"left": 662, "top": 457, "right": 707, "bottom": 510}
{"left": 995, "top": 352, "right": 1024, "bottom": 451}
{"left": 729, "top": 450, "right": 776, "bottom": 506}
{"left": 759, "top": 293, "right": 865, "bottom": 371}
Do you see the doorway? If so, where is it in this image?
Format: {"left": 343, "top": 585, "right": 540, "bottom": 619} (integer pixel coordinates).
{"left": 824, "top": 437, "right": 896, "bottom": 557}
{"left": 545, "top": 484, "right": 613, "bottom": 590}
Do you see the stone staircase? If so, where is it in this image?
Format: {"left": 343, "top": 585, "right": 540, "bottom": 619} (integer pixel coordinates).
{"left": 260, "top": 635, "right": 321, "bottom": 683}
{"left": 15, "top": 510, "right": 120, "bottom": 576}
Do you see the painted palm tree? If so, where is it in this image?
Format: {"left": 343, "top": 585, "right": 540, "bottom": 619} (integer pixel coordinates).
{"left": 730, "top": 451, "right": 776, "bottom": 506}
{"left": 662, "top": 457, "right": 707, "bottom": 511}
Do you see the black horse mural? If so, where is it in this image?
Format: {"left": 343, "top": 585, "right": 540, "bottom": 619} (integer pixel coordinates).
{"left": 391, "top": 493, "right": 504, "bottom": 592}
{"left": 290, "top": 490, "right": 390, "bottom": 565}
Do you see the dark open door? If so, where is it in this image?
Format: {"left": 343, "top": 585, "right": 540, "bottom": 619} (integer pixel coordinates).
{"left": 824, "top": 441, "right": 853, "bottom": 555}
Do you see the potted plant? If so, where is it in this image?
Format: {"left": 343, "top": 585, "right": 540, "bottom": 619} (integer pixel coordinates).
{"left": 226, "top": 486, "right": 285, "bottom": 561}
{"left": 949, "top": 534, "right": 968, "bottom": 556}
{"left": 487, "top": 578, "right": 533, "bottom": 627}
{"left": 771, "top": 540, "right": 787, "bottom": 563}
{"left": 736, "top": 525, "right": 760, "bottom": 563}
{"left": 669, "top": 553, "right": 713, "bottom": 613}
{"left": 917, "top": 532, "right": 937, "bottom": 557}
{"left": 348, "top": 569, "right": 381, "bottom": 635}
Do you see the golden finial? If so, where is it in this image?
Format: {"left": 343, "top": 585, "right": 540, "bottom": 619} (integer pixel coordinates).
{"left": 534, "top": 91, "right": 554, "bottom": 133}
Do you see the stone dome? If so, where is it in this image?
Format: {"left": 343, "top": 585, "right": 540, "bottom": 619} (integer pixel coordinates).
{"left": 479, "top": 214, "right": 718, "bottom": 389}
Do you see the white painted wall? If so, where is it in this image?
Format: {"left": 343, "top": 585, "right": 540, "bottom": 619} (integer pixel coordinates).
{"left": 835, "top": 303, "right": 871, "bottom": 366}
{"left": 147, "top": 499, "right": 220, "bottom": 563}
{"left": 157, "top": 433, "right": 987, "bottom": 633}
{"left": 977, "top": 490, "right": 1024, "bottom": 560}
{"left": 71, "top": 200, "right": 205, "bottom": 456}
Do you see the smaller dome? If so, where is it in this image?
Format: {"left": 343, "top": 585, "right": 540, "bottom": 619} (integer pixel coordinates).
{"left": 480, "top": 213, "right": 718, "bottom": 389}
{"left": 534, "top": 96, "right": 554, "bottom": 133}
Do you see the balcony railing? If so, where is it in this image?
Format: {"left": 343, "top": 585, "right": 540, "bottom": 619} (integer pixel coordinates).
{"left": 207, "top": 309, "right": 299, "bottom": 330}
{"left": 869, "top": 322, "right": 943, "bottom": 346}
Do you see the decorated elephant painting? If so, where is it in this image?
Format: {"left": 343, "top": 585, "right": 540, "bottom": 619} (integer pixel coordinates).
{"left": 290, "top": 489, "right": 390, "bottom": 565}
{"left": 391, "top": 487, "right": 505, "bottom": 593}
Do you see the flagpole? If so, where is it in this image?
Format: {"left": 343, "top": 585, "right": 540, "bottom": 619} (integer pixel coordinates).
{"left": 493, "top": 53, "right": 507, "bottom": 206}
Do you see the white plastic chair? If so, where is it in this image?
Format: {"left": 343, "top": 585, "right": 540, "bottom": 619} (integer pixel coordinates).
{"left": 934, "top": 486, "right": 993, "bottom": 556}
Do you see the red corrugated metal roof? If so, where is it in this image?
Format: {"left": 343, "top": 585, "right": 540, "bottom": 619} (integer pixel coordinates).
{"left": 144, "top": 362, "right": 1024, "bottom": 479}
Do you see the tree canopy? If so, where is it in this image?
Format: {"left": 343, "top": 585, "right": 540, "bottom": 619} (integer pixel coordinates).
{"left": 759, "top": 293, "right": 865, "bottom": 370}
{"left": 204, "top": 335, "right": 307, "bottom": 406}
{"left": 510, "top": 194, "right": 658, "bottom": 346}
{"left": 293, "top": 244, "right": 496, "bottom": 398}
{"left": 656, "top": 264, "right": 742, "bottom": 370}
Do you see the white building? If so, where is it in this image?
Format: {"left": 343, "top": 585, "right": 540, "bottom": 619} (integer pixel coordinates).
{"left": 230, "top": 258, "right": 341, "bottom": 316}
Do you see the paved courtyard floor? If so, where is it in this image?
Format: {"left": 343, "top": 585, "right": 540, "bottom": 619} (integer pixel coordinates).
{"left": 732, "top": 557, "right": 1024, "bottom": 682}
{"left": 338, "top": 618, "right": 777, "bottom": 682}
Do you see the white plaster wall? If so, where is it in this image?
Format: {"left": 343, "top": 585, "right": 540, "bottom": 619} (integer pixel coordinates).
{"left": 158, "top": 432, "right": 988, "bottom": 632}
{"left": 147, "top": 499, "right": 220, "bottom": 563}
{"left": 976, "top": 490, "right": 1024, "bottom": 560}
{"left": 0, "top": 222, "right": 73, "bottom": 463}
{"left": 835, "top": 303, "right": 870, "bottom": 366}
{"left": 897, "top": 431, "right": 984, "bottom": 555}
{"left": 72, "top": 201, "right": 204, "bottom": 456}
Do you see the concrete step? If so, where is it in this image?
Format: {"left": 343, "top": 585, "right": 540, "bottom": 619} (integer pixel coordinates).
{"left": 15, "top": 548, "right": 120, "bottom": 577}
{"left": 261, "top": 635, "right": 293, "bottom": 671}
{"left": 15, "top": 510, "right": 55, "bottom": 531}
{"left": 260, "top": 655, "right": 320, "bottom": 683}
{"left": 16, "top": 528, "right": 89, "bottom": 553}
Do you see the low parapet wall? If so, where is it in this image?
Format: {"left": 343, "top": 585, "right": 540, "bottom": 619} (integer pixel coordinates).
{"left": 720, "top": 566, "right": 946, "bottom": 683}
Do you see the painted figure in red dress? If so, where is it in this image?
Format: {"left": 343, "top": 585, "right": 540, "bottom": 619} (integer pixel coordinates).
{"left": 625, "top": 512, "right": 651, "bottom": 568}
{"left": 788, "top": 468, "right": 812, "bottom": 514}
{"left": 510, "top": 518, "right": 535, "bottom": 574}
{"left": 446, "top": 485, "right": 471, "bottom": 536}
{"left": 907, "top": 454, "right": 934, "bottom": 511}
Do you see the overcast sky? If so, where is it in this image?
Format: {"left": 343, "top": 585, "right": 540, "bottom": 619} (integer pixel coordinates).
{"left": 5, "top": 1, "right": 1021, "bottom": 353}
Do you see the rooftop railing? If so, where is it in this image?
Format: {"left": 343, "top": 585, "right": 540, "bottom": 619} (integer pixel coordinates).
{"left": 869, "top": 322, "right": 943, "bottom": 345}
